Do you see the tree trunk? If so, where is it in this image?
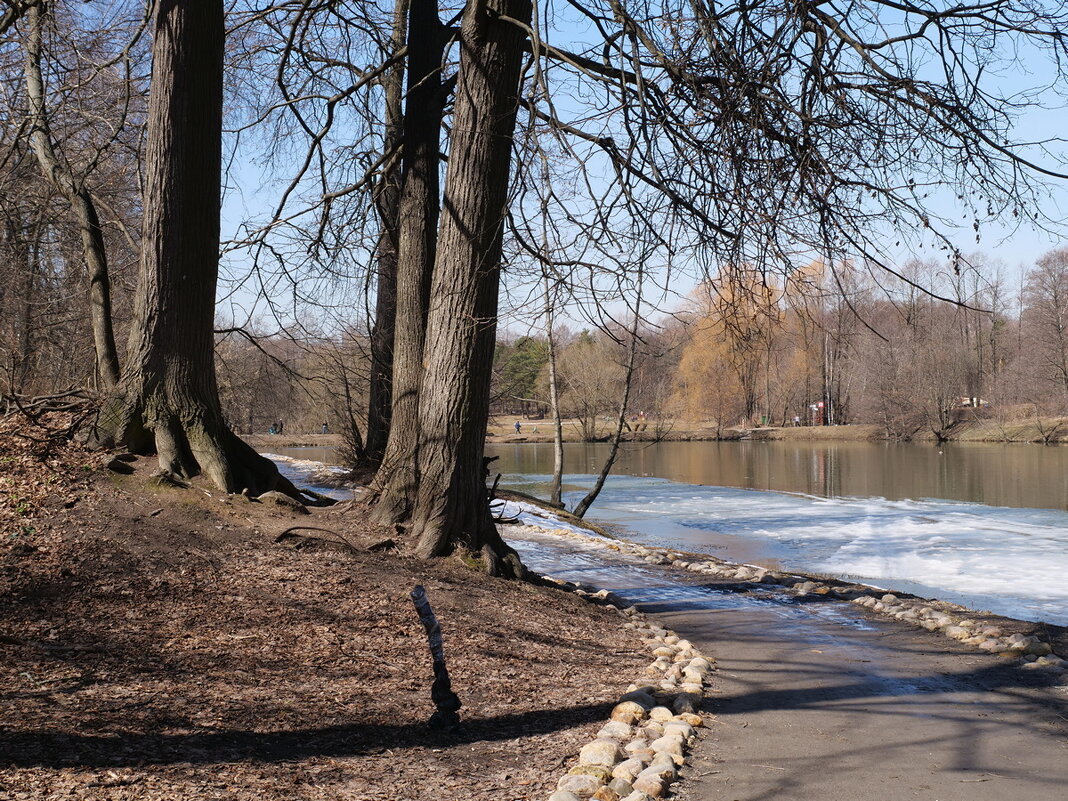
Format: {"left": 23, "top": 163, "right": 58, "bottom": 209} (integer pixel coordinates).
{"left": 573, "top": 295, "right": 642, "bottom": 519}
{"left": 403, "top": 0, "right": 531, "bottom": 577}
{"left": 371, "top": 0, "right": 446, "bottom": 522}
{"left": 95, "top": 0, "right": 292, "bottom": 496}
{"left": 24, "top": 2, "right": 120, "bottom": 391}
{"left": 364, "top": 0, "right": 409, "bottom": 466}
{"left": 544, "top": 274, "right": 565, "bottom": 507}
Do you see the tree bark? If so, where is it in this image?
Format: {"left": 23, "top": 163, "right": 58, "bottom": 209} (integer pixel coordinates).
{"left": 24, "top": 2, "right": 120, "bottom": 390}
{"left": 94, "top": 0, "right": 292, "bottom": 496}
{"left": 371, "top": 0, "right": 446, "bottom": 522}
{"left": 543, "top": 275, "right": 565, "bottom": 507}
{"left": 364, "top": 0, "right": 409, "bottom": 467}
{"left": 573, "top": 301, "right": 642, "bottom": 519}
{"left": 403, "top": 0, "right": 531, "bottom": 577}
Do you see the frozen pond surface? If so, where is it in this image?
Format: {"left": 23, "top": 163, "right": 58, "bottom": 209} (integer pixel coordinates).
{"left": 494, "top": 470, "right": 1068, "bottom": 626}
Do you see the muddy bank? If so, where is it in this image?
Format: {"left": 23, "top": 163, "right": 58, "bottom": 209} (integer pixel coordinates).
{"left": 488, "top": 423, "right": 887, "bottom": 445}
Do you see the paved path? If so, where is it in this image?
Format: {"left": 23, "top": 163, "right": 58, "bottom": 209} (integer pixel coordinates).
{"left": 509, "top": 532, "right": 1068, "bottom": 801}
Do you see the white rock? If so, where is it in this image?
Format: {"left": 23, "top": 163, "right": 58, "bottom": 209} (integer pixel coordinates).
{"left": 631, "top": 773, "right": 667, "bottom": 797}
{"left": 641, "top": 758, "right": 678, "bottom": 782}
{"left": 609, "top": 777, "right": 635, "bottom": 797}
{"left": 648, "top": 734, "right": 685, "bottom": 756}
{"left": 549, "top": 793, "right": 583, "bottom": 801}
{"left": 557, "top": 774, "right": 603, "bottom": 796}
{"left": 649, "top": 706, "right": 674, "bottom": 721}
{"left": 612, "top": 758, "right": 646, "bottom": 782}
{"left": 579, "top": 739, "right": 623, "bottom": 767}
{"left": 612, "top": 701, "right": 649, "bottom": 724}
{"left": 641, "top": 721, "right": 665, "bottom": 740}
{"left": 663, "top": 720, "right": 695, "bottom": 739}
{"left": 598, "top": 720, "right": 633, "bottom": 740}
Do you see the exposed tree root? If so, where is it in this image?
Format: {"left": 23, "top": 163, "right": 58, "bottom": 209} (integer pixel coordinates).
{"left": 92, "top": 388, "right": 301, "bottom": 499}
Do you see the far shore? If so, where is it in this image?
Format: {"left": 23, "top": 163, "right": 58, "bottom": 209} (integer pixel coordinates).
{"left": 245, "top": 415, "right": 1068, "bottom": 451}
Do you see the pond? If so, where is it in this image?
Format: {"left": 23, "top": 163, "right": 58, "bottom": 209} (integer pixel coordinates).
{"left": 484, "top": 440, "right": 1068, "bottom": 626}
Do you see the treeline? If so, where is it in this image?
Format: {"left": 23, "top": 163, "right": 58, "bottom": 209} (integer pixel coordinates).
{"left": 492, "top": 252, "right": 1068, "bottom": 438}
{"left": 15, "top": 247, "right": 1068, "bottom": 444}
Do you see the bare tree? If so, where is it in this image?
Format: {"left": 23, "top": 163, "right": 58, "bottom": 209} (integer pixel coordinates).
{"left": 392, "top": 0, "right": 533, "bottom": 576}
{"left": 1023, "top": 248, "right": 1068, "bottom": 409}
{"left": 96, "top": 0, "right": 292, "bottom": 495}
{"left": 21, "top": 1, "right": 129, "bottom": 389}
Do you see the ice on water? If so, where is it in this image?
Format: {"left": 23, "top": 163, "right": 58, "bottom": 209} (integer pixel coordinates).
{"left": 502, "top": 472, "right": 1068, "bottom": 626}
{"left": 265, "top": 452, "right": 1068, "bottom": 626}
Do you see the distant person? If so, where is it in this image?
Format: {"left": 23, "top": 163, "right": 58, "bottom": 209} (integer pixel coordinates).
{"left": 268, "top": 423, "right": 276, "bottom": 435}
{"left": 275, "top": 419, "right": 284, "bottom": 435}
{"left": 514, "top": 420, "right": 521, "bottom": 434}
{"left": 793, "top": 415, "right": 801, "bottom": 426}
{"left": 321, "top": 421, "right": 329, "bottom": 435}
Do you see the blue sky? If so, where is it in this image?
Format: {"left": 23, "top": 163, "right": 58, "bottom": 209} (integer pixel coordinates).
{"left": 215, "top": 0, "right": 1068, "bottom": 333}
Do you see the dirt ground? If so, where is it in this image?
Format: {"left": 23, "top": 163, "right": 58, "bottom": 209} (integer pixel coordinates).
{"left": 0, "top": 417, "right": 648, "bottom": 801}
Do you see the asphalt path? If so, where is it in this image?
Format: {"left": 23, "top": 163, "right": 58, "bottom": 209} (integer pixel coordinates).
{"left": 508, "top": 531, "right": 1068, "bottom": 801}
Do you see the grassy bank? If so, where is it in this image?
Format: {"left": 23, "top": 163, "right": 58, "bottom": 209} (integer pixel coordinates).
{"left": 940, "top": 416, "right": 1068, "bottom": 444}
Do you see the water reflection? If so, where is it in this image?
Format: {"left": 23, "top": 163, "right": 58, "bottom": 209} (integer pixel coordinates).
{"left": 486, "top": 440, "right": 1068, "bottom": 511}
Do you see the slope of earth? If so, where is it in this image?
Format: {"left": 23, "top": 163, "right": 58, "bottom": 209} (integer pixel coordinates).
{"left": 0, "top": 416, "right": 647, "bottom": 801}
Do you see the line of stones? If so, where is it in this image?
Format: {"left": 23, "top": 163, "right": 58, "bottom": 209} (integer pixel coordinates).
{"left": 541, "top": 579, "right": 714, "bottom": 801}
{"left": 512, "top": 522, "right": 1065, "bottom": 678}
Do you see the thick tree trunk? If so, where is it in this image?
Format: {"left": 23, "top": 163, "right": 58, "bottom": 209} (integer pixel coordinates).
{"left": 404, "top": 0, "right": 531, "bottom": 577}
{"left": 24, "top": 2, "right": 120, "bottom": 391}
{"left": 95, "top": 0, "right": 291, "bottom": 496}
{"left": 371, "top": 0, "right": 446, "bottom": 522}
{"left": 364, "top": 0, "right": 409, "bottom": 466}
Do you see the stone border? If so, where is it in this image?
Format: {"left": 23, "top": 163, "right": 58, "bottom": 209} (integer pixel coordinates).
{"left": 541, "top": 578, "right": 714, "bottom": 801}
{"left": 507, "top": 522, "right": 1066, "bottom": 679}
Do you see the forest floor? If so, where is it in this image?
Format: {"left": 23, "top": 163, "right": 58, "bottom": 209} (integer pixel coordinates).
{"left": 0, "top": 415, "right": 649, "bottom": 801}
